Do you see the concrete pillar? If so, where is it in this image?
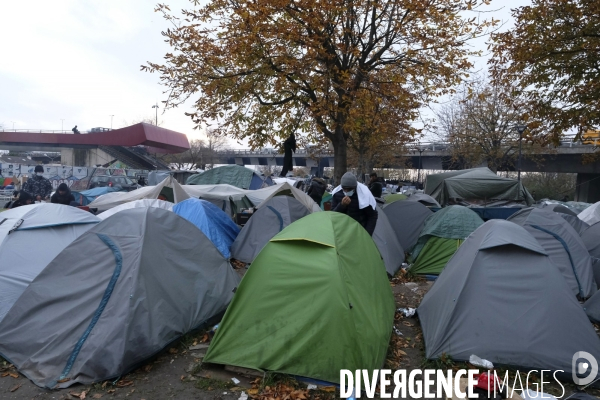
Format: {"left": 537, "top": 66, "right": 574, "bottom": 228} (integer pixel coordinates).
{"left": 575, "top": 173, "right": 600, "bottom": 203}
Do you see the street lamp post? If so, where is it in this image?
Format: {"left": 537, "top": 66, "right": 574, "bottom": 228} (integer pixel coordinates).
{"left": 152, "top": 104, "right": 159, "bottom": 126}
{"left": 11, "top": 121, "right": 15, "bottom": 131}
{"left": 515, "top": 124, "right": 527, "bottom": 181}
{"left": 60, "top": 119, "right": 65, "bottom": 132}
{"left": 412, "top": 145, "right": 426, "bottom": 187}
{"left": 110, "top": 115, "right": 114, "bottom": 130}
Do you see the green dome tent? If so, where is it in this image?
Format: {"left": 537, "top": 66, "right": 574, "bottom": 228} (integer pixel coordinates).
{"left": 203, "top": 212, "right": 395, "bottom": 384}
{"left": 409, "top": 205, "right": 484, "bottom": 275}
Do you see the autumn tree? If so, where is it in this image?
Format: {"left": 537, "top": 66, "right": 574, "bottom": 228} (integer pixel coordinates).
{"left": 489, "top": 0, "right": 600, "bottom": 140}
{"left": 144, "top": 0, "right": 496, "bottom": 182}
{"left": 433, "top": 78, "right": 547, "bottom": 172}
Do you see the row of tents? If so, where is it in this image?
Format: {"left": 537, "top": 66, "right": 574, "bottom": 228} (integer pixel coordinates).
{"left": 2, "top": 170, "right": 600, "bottom": 388}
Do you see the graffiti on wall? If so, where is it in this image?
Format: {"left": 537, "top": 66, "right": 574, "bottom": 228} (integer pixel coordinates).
{"left": 0, "top": 164, "right": 147, "bottom": 191}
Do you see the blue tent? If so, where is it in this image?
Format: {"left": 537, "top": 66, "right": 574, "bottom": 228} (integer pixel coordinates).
{"left": 173, "top": 198, "right": 240, "bottom": 258}
{"left": 72, "top": 187, "right": 123, "bottom": 206}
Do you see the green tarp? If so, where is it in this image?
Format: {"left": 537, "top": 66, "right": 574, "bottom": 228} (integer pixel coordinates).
{"left": 410, "top": 206, "right": 483, "bottom": 275}
{"left": 186, "top": 165, "right": 255, "bottom": 189}
{"left": 384, "top": 193, "right": 407, "bottom": 204}
{"left": 424, "top": 168, "right": 534, "bottom": 207}
{"left": 203, "top": 212, "right": 395, "bottom": 384}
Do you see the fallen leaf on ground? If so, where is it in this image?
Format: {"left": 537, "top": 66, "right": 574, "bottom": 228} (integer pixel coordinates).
{"left": 8, "top": 372, "right": 19, "bottom": 378}
{"left": 1, "top": 372, "right": 8, "bottom": 377}
{"left": 402, "top": 321, "right": 413, "bottom": 327}
{"left": 168, "top": 347, "right": 178, "bottom": 354}
{"left": 143, "top": 364, "right": 152, "bottom": 372}
{"left": 10, "top": 383, "right": 21, "bottom": 392}
{"left": 116, "top": 379, "right": 133, "bottom": 387}
{"left": 69, "top": 392, "right": 82, "bottom": 398}
{"left": 80, "top": 391, "right": 87, "bottom": 399}
{"left": 321, "top": 386, "right": 336, "bottom": 392}
{"left": 200, "top": 333, "right": 209, "bottom": 343}
{"left": 247, "top": 389, "right": 259, "bottom": 395}
{"left": 92, "top": 394, "right": 103, "bottom": 399}
{"left": 57, "top": 377, "right": 71, "bottom": 383}
{"left": 102, "top": 381, "right": 107, "bottom": 389}
{"left": 107, "top": 389, "right": 116, "bottom": 394}
{"left": 180, "top": 375, "right": 186, "bottom": 381}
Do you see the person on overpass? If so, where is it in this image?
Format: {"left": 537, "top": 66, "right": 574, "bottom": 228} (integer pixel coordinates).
{"left": 331, "top": 172, "right": 378, "bottom": 236}
{"left": 72, "top": 125, "right": 80, "bottom": 134}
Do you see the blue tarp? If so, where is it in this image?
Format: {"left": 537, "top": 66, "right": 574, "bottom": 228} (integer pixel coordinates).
{"left": 72, "top": 187, "right": 123, "bottom": 206}
{"left": 173, "top": 198, "right": 240, "bottom": 259}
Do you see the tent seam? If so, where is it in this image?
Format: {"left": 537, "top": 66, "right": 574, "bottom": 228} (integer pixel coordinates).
{"left": 51, "top": 233, "right": 123, "bottom": 388}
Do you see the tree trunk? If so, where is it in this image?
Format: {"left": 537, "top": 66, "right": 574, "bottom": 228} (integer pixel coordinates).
{"left": 331, "top": 136, "right": 348, "bottom": 185}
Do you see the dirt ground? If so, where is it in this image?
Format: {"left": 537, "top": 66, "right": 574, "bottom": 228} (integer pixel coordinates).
{"left": 1, "top": 270, "right": 599, "bottom": 400}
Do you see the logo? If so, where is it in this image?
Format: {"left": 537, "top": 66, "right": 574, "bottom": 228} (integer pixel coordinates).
{"left": 572, "top": 351, "right": 598, "bottom": 385}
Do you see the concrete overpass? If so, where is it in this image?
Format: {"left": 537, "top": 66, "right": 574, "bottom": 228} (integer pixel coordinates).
{"left": 213, "top": 139, "right": 600, "bottom": 202}
{"left": 0, "top": 123, "right": 189, "bottom": 170}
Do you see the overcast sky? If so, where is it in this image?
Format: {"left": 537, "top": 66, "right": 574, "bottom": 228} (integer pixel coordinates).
{"left": 0, "top": 0, "right": 527, "bottom": 148}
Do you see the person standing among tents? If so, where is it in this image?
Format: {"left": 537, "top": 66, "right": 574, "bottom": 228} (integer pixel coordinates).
{"left": 331, "top": 172, "right": 378, "bottom": 236}
{"left": 23, "top": 165, "right": 53, "bottom": 202}
{"left": 51, "top": 183, "right": 76, "bottom": 205}
{"left": 307, "top": 177, "right": 326, "bottom": 206}
{"left": 279, "top": 133, "right": 296, "bottom": 177}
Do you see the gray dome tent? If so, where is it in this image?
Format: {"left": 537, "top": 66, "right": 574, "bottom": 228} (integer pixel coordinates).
{"left": 561, "top": 214, "right": 590, "bottom": 235}
{"left": 508, "top": 207, "right": 596, "bottom": 298}
{"left": 373, "top": 206, "right": 405, "bottom": 276}
{"left": 0, "top": 207, "right": 240, "bottom": 388}
{"left": 230, "top": 196, "right": 312, "bottom": 263}
{"left": 419, "top": 220, "right": 600, "bottom": 378}
{"left": 382, "top": 200, "right": 433, "bottom": 251}
{"left": 581, "top": 222, "right": 600, "bottom": 287}
{"left": 0, "top": 204, "right": 100, "bottom": 323}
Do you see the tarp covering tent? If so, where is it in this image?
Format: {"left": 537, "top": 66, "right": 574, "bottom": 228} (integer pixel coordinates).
{"left": 384, "top": 193, "right": 407, "bottom": 204}
{"left": 0, "top": 204, "right": 100, "bottom": 322}
{"left": 186, "top": 165, "right": 272, "bottom": 190}
{"left": 173, "top": 198, "right": 240, "bottom": 259}
{"left": 89, "top": 176, "right": 189, "bottom": 212}
{"left": 230, "top": 196, "right": 312, "bottom": 263}
{"left": 203, "top": 212, "right": 395, "bottom": 384}
{"left": 406, "top": 193, "right": 441, "bottom": 208}
{"left": 97, "top": 199, "right": 174, "bottom": 220}
{"left": 579, "top": 202, "right": 600, "bottom": 225}
{"left": 72, "top": 187, "right": 123, "bottom": 206}
{"left": 424, "top": 168, "right": 534, "bottom": 207}
{"left": 181, "top": 184, "right": 254, "bottom": 217}
{"left": 382, "top": 201, "right": 433, "bottom": 251}
{"left": 372, "top": 206, "right": 405, "bottom": 276}
{"left": 418, "top": 220, "right": 600, "bottom": 378}
{"left": 409, "top": 206, "right": 484, "bottom": 275}
{"left": 508, "top": 208, "right": 596, "bottom": 298}
{"left": 0, "top": 207, "right": 240, "bottom": 388}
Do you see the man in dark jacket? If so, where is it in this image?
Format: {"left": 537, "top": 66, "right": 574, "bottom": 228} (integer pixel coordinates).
{"left": 368, "top": 172, "right": 383, "bottom": 198}
{"left": 307, "top": 177, "right": 326, "bottom": 205}
{"left": 23, "top": 165, "right": 53, "bottom": 201}
{"left": 331, "top": 172, "right": 378, "bottom": 236}
{"left": 51, "top": 183, "right": 76, "bottom": 205}
{"left": 10, "top": 191, "right": 33, "bottom": 208}
{"left": 3, "top": 190, "right": 19, "bottom": 209}
{"left": 280, "top": 133, "right": 296, "bottom": 177}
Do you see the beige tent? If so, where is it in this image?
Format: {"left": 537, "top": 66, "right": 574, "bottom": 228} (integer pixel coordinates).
{"left": 89, "top": 176, "right": 189, "bottom": 212}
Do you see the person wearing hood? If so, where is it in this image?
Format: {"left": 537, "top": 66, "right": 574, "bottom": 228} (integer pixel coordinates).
{"left": 307, "top": 177, "right": 327, "bottom": 206}
{"left": 22, "top": 165, "right": 53, "bottom": 201}
{"left": 279, "top": 133, "right": 296, "bottom": 177}
{"left": 331, "top": 172, "right": 378, "bottom": 236}
{"left": 51, "top": 183, "right": 76, "bottom": 205}
{"left": 3, "top": 190, "right": 19, "bottom": 209}
{"left": 10, "top": 190, "right": 33, "bottom": 209}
